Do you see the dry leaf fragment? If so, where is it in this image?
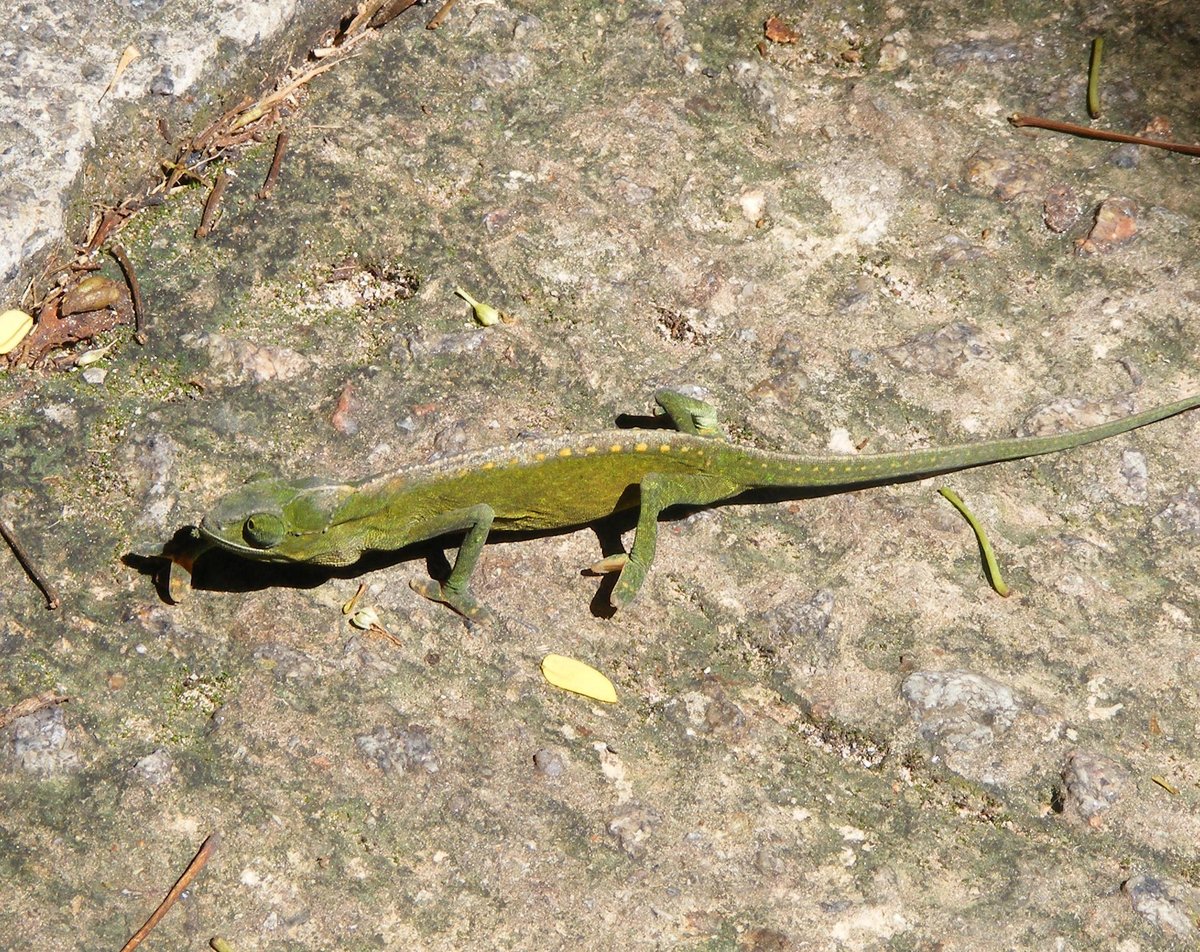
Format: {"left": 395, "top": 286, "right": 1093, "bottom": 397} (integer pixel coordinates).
{"left": 61, "top": 276, "right": 122, "bottom": 316}
{"left": 764, "top": 15, "right": 799, "bottom": 44}
{"left": 100, "top": 44, "right": 140, "bottom": 101}
{"left": 541, "top": 654, "right": 618, "bottom": 704}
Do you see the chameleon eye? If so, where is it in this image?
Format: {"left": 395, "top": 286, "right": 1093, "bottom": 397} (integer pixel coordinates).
{"left": 243, "top": 512, "right": 285, "bottom": 549}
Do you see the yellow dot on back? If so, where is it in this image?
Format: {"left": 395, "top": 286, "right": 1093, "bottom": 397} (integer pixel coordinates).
{"left": 585, "top": 445, "right": 597, "bottom": 454}
{"left": 483, "top": 461, "right": 495, "bottom": 470}
{"left": 635, "top": 442, "right": 648, "bottom": 452}
{"left": 610, "top": 444, "right": 623, "bottom": 453}
{"left": 535, "top": 452, "right": 546, "bottom": 461}
{"left": 659, "top": 444, "right": 670, "bottom": 453}
{"left": 559, "top": 447, "right": 573, "bottom": 457}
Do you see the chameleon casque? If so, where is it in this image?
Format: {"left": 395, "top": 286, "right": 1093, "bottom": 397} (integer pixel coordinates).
{"left": 197, "top": 389, "right": 1200, "bottom": 618}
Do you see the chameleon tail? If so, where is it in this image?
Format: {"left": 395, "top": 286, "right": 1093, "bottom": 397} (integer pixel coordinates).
{"left": 721, "top": 392, "right": 1200, "bottom": 489}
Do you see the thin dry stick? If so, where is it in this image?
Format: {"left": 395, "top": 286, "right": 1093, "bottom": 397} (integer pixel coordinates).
{"left": 257, "top": 131, "right": 290, "bottom": 199}
{"left": 370, "top": 0, "right": 421, "bottom": 28}
{"left": 0, "top": 691, "right": 68, "bottom": 730}
{"left": 195, "top": 170, "right": 230, "bottom": 239}
{"left": 0, "top": 519, "right": 60, "bottom": 609}
{"left": 108, "top": 244, "right": 147, "bottom": 345}
{"left": 119, "top": 833, "right": 221, "bottom": 952}
{"left": 427, "top": 0, "right": 459, "bottom": 30}
{"left": 1009, "top": 114, "right": 1200, "bottom": 157}
{"left": 234, "top": 58, "right": 341, "bottom": 128}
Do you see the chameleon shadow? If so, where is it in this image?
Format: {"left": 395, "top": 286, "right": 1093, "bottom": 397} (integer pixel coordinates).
{"left": 129, "top": 513, "right": 643, "bottom": 614}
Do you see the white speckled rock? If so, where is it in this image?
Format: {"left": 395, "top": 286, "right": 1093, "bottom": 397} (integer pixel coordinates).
{"left": 0, "top": 0, "right": 344, "bottom": 297}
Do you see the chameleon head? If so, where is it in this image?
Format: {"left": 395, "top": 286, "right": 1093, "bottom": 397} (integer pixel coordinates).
{"left": 198, "top": 476, "right": 358, "bottom": 565}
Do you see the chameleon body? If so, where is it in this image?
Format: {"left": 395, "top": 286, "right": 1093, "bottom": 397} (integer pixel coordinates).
{"left": 197, "top": 389, "right": 1200, "bottom": 617}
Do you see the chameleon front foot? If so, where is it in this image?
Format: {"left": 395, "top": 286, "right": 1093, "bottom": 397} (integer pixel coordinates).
{"left": 409, "top": 577, "right": 492, "bottom": 621}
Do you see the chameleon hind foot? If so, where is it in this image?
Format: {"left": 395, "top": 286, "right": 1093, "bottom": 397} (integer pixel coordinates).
{"left": 653, "top": 389, "right": 725, "bottom": 438}
{"left": 409, "top": 577, "right": 491, "bottom": 621}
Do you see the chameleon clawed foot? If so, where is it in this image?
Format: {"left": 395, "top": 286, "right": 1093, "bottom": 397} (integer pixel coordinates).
{"left": 654, "top": 389, "right": 725, "bottom": 438}
{"left": 608, "top": 555, "right": 649, "bottom": 611}
{"left": 409, "top": 577, "right": 492, "bottom": 621}
{"left": 588, "top": 553, "right": 628, "bottom": 575}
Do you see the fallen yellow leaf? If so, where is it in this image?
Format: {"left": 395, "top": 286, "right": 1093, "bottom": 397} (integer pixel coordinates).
{"left": 0, "top": 309, "right": 33, "bottom": 355}
{"left": 540, "top": 654, "right": 617, "bottom": 703}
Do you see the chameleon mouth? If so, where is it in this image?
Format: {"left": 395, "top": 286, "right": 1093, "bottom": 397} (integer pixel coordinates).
{"left": 196, "top": 517, "right": 258, "bottom": 555}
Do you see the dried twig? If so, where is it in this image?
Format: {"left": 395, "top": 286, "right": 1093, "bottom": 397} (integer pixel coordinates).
{"left": 1009, "top": 114, "right": 1200, "bottom": 156}
{"left": 119, "top": 833, "right": 221, "bottom": 952}
{"left": 371, "top": 0, "right": 421, "bottom": 28}
{"left": 195, "top": 170, "right": 230, "bottom": 239}
{"left": 85, "top": 208, "right": 123, "bottom": 255}
{"left": 0, "top": 691, "right": 68, "bottom": 730}
{"left": 257, "top": 131, "right": 289, "bottom": 199}
{"left": 0, "top": 519, "right": 60, "bottom": 610}
{"left": 427, "top": 0, "right": 459, "bottom": 30}
{"left": 108, "top": 244, "right": 147, "bottom": 345}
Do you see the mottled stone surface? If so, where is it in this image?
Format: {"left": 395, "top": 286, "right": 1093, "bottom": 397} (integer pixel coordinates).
{"left": 2, "top": 0, "right": 1200, "bottom": 948}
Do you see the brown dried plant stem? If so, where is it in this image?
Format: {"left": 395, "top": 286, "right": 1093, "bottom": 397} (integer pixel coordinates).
{"left": 119, "top": 833, "right": 221, "bottom": 952}
{"left": 108, "top": 243, "right": 147, "bottom": 344}
{"left": 427, "top": 0, "right": 459, "bottom": 29}
{"left": 0, "top": 691, "right": 68, "bottom": 730}
{"left": 1009, "top": 114, "right": 1200, "bottom": 156}
{"left": 195, "top": 170, "right": 230, "bottom": 239}
{"left": 257, "top": 131, "right": 289, "bottom": 199}
{"left": 0, "top": 519, "right": 60, "bottom": 609}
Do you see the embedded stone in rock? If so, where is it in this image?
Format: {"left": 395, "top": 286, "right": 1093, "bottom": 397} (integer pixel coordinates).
{"left": 1075, "top": 197, "right": 1138, "bottom": 255}
{"left": 8, "top": 705, "right": 82, "bottom": 776}
{"left": 901, "top": 669, "right": 1020, "bottom": 753}
{"left": 1123, "top": 873, "right": 1198, "bottom": 937}
{"left": 963, "top": 150, "right": 1038, "bottom": 201}
{"left": 355, "top": 723, "right": 438, "bottom": 775}
{"left": 1042, "top": 184, "right": 1081, "bottom": 234}
{"left": 884, "top": 322, "right": 990, "bottom": 378}
{"left": 1059, "top": 750, "right": 1126, "bottom": 823}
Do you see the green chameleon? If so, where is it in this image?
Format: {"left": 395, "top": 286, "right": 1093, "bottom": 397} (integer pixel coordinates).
{"left": 194, "top": 389, "right": 1199, "bottom": 617}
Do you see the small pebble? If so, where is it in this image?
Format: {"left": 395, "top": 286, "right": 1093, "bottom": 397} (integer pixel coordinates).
{"left": 608, "top": 801, "right": 659, "bottom": 858}
{"left": 8, "top": 705, "right": 81, "bottom": 776}
{"left": 132, "top": 748, "right": 174, "bottom": 787}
